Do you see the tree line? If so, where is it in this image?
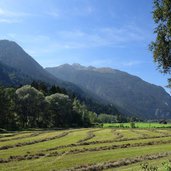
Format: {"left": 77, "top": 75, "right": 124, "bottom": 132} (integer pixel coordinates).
{"left": 0, "top": 82, "right": 128, "bottom": 131}
{"left": 0, "top": 83, "right": 94, "bottom": 130}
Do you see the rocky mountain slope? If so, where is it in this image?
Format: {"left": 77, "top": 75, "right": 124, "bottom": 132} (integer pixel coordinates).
{"left": 46, "top": 64, "right": 171, "bottom": 119}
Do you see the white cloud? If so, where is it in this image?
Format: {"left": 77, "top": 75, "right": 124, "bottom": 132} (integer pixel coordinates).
{"left": 46, "top": 9, "right": 60, "bottom": 18}
{"left": 0, "top": 18, "right": 21, "bottom": 23}
{"left": 0, "top": 8, "right": 30, "bottom": 17}
{"left": 45, "top": 4, "right": 95, "bottom": 19}
{"left": 0, "top": 26, "right": 149, "bottom": 62}
{"left": 47, "top": 11, "right": 59, "bottom": 17}
{"left": 1, "top": 24, "right": 150, "bottom": 59}
{"left": 50, "top": 25, "right": 149, "bottom": 49}
{"left": 73, "top": 5, "right": 95, "bottom": 16}
{"left": 0, "top": 8, "right": 32, "bottom": 18}
{"left": 0, "top": 8, "right": 32, "bottom": 24}
{"left": 99, "top": 26, "right": 145, "bottom": 43}
{"left": 123, "top": 61, "right": 143, "bottom": 67}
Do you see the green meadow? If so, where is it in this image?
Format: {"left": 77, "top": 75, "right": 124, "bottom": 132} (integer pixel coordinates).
{"left": 1, "top": 127, "right": 171, "bottom": 170}
{"left": 103, "top": 122, "right": 171, "bottom": 128}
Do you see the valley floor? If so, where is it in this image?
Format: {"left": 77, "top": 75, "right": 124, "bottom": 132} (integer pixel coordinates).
{"left": 0, "top": 128, "right": 171, "bottom": 171}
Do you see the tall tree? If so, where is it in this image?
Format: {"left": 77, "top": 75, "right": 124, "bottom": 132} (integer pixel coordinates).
{"left": 46, "top": 93, "right": 72, "bottom": 127}
{"left": 0, "top": 87, "right": 17, "bottom": 130}
{"left": 150, "top": 0, "right": 171, "bottom": 86}
{"left": 15, "top": 85, "right": 45, "bottom": 128}
{"left": 0, "top": 86, "right": 8, "bottom": 129}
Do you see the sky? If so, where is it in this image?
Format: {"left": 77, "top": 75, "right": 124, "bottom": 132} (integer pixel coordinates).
{"left": 0, "top": 0, "right": 170, "bottom": 93}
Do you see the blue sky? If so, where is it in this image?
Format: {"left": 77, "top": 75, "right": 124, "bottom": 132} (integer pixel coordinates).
{"left": 0, "top": 0, "right": 170, "bottom": 93}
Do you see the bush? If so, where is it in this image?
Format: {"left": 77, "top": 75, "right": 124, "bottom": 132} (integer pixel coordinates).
{"left": 119, "top": 123, "right": 124, "bottom": 128}
{"left": 162, "top": 161, "right": 171, "bottom": 171}
{"left": 0, "top": 128, "right": 7, "bottom": 133}
{"left": 140, "top": 162, "right": 158, "bottom": 171}
{"left": 91, "top": 123, "right": 103, "bottom": 128}
{"left": 130, "top": 122, "right": 136, "bottom": 128}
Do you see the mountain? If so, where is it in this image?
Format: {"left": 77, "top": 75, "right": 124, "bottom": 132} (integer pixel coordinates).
{"left": 0, "top": 40, "right": 97, "bottom": 99}
{"left": 46, "top": 64, "right": 171, "bottom": 119}
{"left": 1, "top": 39, "right": 170, "bottom": 119}
{"left": 0, "top": 40, "right": 86, "bottom": 92}
{"left": 0, "top": 40, "right": 120, "bottom": 115}
{"left": 0, "top": 40, "right": 62, "bottom": 85}
{"left": 0, "top": 61, "right": 33, "bottom": 86}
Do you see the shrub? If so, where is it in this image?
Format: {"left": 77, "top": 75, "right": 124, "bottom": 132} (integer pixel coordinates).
{"left": 119, "top": 123, "right": 124, "bottom": 128}
{"left": 130, "top": 122, "right": 136, "bottom": 128}
{"left": 0, "top": 128, "right": 7, "bottom": 133}
{"left": 140, "top": 162, "right": 158, "bottom": 171}
{"left": 162, "top": 161, "right": 171, "bottom": 171}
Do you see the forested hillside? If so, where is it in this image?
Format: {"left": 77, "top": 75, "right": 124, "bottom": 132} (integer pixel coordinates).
{"left": 0, "top": 83, "right": 96, "bottom": 130}
{"left": 46, "top": 64, "right": 171, "bottom": 119}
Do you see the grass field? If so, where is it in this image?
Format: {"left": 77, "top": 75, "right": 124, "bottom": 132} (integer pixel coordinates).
{"left": 103, "top": 122, "right": 171, "bottom": 128}
{"left": 1, "top": 127, "right": 171, "bottom": 171}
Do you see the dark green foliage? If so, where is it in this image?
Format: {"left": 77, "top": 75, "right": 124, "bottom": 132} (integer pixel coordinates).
{"left": 162, "top": 161, "right": 171, "bottom": 171}
{"left": 140, "top": 162, "right": 158, "bottom": 171}
{"left": 80, "top": 98, "right": 119, "bottom": 115}
{"left": 15, "top": 85, "right": 46, "bottom": 128}
{"left": 140, "top": 161, "right": 171, "bottom": 171}
{"left": 46, "top": 93, "right": 72, "bottom": 127}
{"left": 130, "top": 122, "right": 136, "bottom": 128}
{"left": 30, "top": 82, "right": 123, "bottom": 122}
{"left": 150, "top": 0, "right": 171, "bottom": 84}
{"left": 72, "top": 98, "right": 92, "bottom": 127}
{"left": 98, "top": 114, "right": 116, "bottom": 123}
{"left": 31, "top": 81, "right": 48, "bottom": 95}
{"left": 0, "top": 87, "right": 18, "bottom": 130}
{"left": 0, "top": 84, "right": 96, "bottom": 130}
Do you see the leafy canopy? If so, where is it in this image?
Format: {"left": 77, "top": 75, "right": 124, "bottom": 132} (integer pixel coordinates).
{"left": 150, "top": 0, "right": 171, "bottom": 76}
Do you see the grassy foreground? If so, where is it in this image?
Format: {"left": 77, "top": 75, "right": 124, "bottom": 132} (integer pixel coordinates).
{"left": 104, "top": 122, "right": 171, "bottom": 128}
{"left": 1, "top": 128, "right": 171, "bottom": 171}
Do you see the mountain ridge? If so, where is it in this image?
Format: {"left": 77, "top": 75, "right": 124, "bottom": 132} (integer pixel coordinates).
{"left": 0, "top": 40, "right": 120, "bottom": 115}
{"left": 0, "top": 40, "right": 61, "bottom": 85}
{"left": 50, "top": 63, "right": 163, "bottom": 87}
{"left": 0, "top": 40, "right": 92, "bottom": 93}
{"left": 46, "top": 63, "right": 171, "bottom": 119}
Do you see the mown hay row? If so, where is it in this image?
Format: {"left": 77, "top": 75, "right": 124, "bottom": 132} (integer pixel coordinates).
{"left": 0, "top": 132, "right": 44, "bottom": 142}
{"left": 149, "top": 129, "right": 171, "bottom": 136}
{"left": 66, "top": 152, "right": 171, "bottom": 171}
{"left": 115, "top": 132, "right": 124, "bottom": 139}
{"left": 0, "top": 131, "right": 33, "bottom": 139}
{"left": 131, "top": 129, "right": 149, "bottom": 138}
{"left": 2, "top": 137, "right": 171, "bottom": 163}
{"left": 0, "top": 131, "right": 70, "bottom": 150}
{"left": 44, "top": 133, "right": 171, "bottom": 153}
{"left": 77, "top": 129, "right": 101, "bottom": 143}
{"left": 79, "top": 133, "right": 171, "bottom": 146}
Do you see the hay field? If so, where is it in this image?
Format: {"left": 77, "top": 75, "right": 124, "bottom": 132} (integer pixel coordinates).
{"left": 1, "top": 128, "right": 171, "bottom": 171}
